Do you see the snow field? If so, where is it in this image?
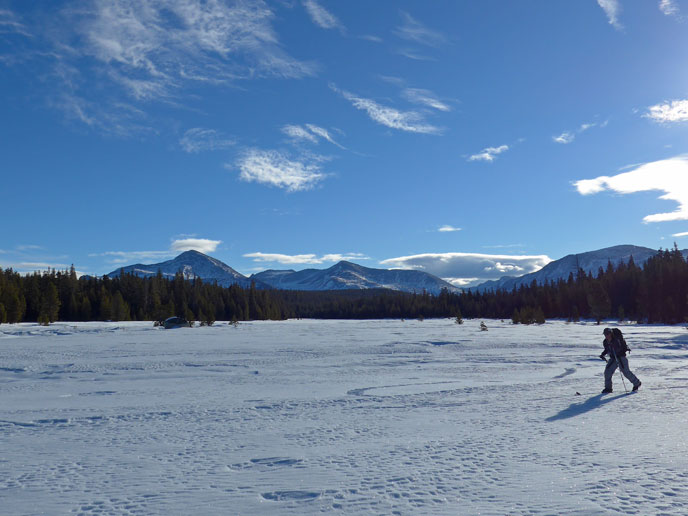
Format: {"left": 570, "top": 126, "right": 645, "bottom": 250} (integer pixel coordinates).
{"left": 1, "top": 319, "right": 688, "bottom": 515}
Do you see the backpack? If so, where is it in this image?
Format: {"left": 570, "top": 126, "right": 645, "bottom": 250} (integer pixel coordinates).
{"left": 611, "top": 327, "right": 630, "bottom": 354}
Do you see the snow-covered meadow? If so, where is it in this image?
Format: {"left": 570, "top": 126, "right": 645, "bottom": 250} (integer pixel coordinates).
{"left": 2, "top": 319, "right": 688, "bottom": 515}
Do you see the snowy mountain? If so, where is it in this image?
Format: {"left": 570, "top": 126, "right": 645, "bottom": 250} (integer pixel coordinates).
{"left": 252, "top": 261, "right": 461, "bottom": 294}
{"left": 473, "top": 244, "right": 686, "bottom": 292}
{"left": 107, "top": 250, "right": 266, "bottom": 289}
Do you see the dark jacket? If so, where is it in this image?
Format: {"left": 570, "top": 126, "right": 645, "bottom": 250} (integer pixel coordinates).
{"left": 601, "top": 336, "right": 627, "bottom": 359}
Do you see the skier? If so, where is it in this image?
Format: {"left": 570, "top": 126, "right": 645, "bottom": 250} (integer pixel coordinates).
{"left": 600, "top": 327, "right": 641, "bottom": 393}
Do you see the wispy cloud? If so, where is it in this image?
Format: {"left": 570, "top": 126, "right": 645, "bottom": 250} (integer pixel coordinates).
{"left": 282, "top": 123, "right": 344, "bottom": 148}
{"left": 672, "top": 231, "right": 688, "bottom": 237}
{"left": 302, "top": 0, "right": 342, "bottom": 30}
{"left": 394, "top": 11, "right": 447, "bottom": 47}
{"left": 644, "top": 100, "right": 688, "bottom": 123}
{"left": 659, "top": 0, "right": 681, "bottom": 17}
{"left": 332, "top": 85, "right": 441, "bottom": 134}
{"left": 233, "top": 148, "right": 328, "bottom": 192}
{"left": 468, "top": 145, "right": 509, "bottom": 162}
{"left": 305, "top": 124, "right": 344, "bottom": 148}
{"left": 179, "top": 128, "right": 235, "bottom": 153}
{"left": 553, "top": 120, "right": 606, "bottom": 144}
{"left": 8, "top": 1, "right": 314, "bottom": 133}
{"left": 380, "top": 252, "right": 551, "bottom": 287}
{"left": 438, "top": 225, "right": 461, "bottom": 233}
{"left": 0, "top": 8, "right": 31, "bottom": 38}
{"left": 597, "top": 0, "right": 623, "bottom": 29}
{"left": 244, "top": 252, "right": 368, "bottom": 265}
{"left": 402, "top": 88, "right": 451, "bottom": 112}
{"left": 283, "top": 124, "right": 319, "bottom": 143}
{"left": 553, "top": 132, "right": 575, "bottom": 144}
{"left": 574, "top": 155, "right": 688, "bottom": 223}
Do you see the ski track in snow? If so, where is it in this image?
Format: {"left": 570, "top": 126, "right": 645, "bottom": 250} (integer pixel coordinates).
{"left": 1, "top": 319, "right": 688, "bottom": 515}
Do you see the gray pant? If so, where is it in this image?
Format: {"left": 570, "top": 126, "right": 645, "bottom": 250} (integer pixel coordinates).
{"left": 604, "top": 356, "right": 640, "bottom": 390}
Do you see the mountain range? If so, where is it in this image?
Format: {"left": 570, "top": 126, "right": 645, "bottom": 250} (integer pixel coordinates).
{"left": 472, "top": 244, "right": 688, "bottom": 292}
{"left": 107, "top": 251, "right": 459, "bottom": 294}
{"left": 107, "top": 245, "right": 684, "bottom": 295}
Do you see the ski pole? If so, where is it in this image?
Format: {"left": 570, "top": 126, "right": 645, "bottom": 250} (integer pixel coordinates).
{"left": 610, "top": 347, "right": 628, "bottom": 394}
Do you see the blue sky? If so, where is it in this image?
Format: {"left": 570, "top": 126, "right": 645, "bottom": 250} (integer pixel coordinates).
{"left": 1, "top": 0, "right": 688, "bottom": 287}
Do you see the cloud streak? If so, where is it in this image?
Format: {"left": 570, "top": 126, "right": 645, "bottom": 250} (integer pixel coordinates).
{"left": 332, "top": 85, "right": 441, "bottom": 134}
{"left": 402, "top": 88, "right": 451, "bottom": 112}
{"left": 302, "top": 0, "right": 342, "bottom": 30}
{"left": 282, "top": 123, "right": 344, "bottom": 148}
{"left": 468, "top": 145, "right": 509, "bottom": 162}
{"left": 233, "top": 148, "right": 328, "bottom": 192}
{"left": 574, "top": 155, "right": 688, "bottom": 223}
{"left": 394, "top": 12, "right": 446, "bottom": 47}
{"left": 597, "top": 0, "right": 622, "bottom": 29}
{"left": 179, "top": 128, "right": 235, "bottom": 153}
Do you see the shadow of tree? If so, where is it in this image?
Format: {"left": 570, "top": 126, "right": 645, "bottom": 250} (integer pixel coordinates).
{"left": 546, "top": 393, "right": 627, "bottom": 422}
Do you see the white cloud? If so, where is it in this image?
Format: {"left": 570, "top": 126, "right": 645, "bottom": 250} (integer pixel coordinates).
{"left": 395, "top": 12, "right": 447, "bottom": 47}
{"left": 305, "top": 124, "right": 344, "bottom": 148}
{"left": 233, "top": 148, "right": 327, "bottom": 192}
{"left": 13, "top": 1, "right": 314, "bottom": 132}
{"left": 171, "top": 238, "right": 222, "bottom": 254}
{"left": 302, "top": 0, "right": 341, "bottom": 30}
{"left": 597, "top": 0, "right": 623, "bottom": 29}
{"left": 659, "top": 0, "right": 681, "bottom": 17}
{"left": 672, "top": 231, "right": 688, "bottom": 237}
{"left": 645, "top": 100, "right": 688, "bottom": 123}
{"left": 574, "top": 155, "right": 688, "bottom": 223}
{"left": 244, "top": 252, "right": 368, "bottom": 265}
{"left": 468, "top": 145, "right": 509, "bottom": 162}
{"left": 380, "top": 252, "right": 551, "bottom": 286}
{"left": 402, "top": 88, "right": 451, "bottom": 112}
{"left": 553, "top": 132, "right": 575, "bottom": 144}
{"left": 438, "top": 225, "right": 461, "bottom": 232}
{"left": 179, "top": 128, "right": 235, "bottom": 153}
{"left": 283, "top": 123, "right": 343, "bottom": 148}
{"left": 282, "top": 124, "right": 319, "bottom": 144}
{"left": 333, "top": 85, "right": 441, "bottom": 134}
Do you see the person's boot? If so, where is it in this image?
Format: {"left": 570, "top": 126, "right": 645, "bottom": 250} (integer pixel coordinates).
{"left": 601, "top": 388, "right": 613, "bottom": 393}
{"left": 632, "top": 381, "right": 642, "bottom": 392}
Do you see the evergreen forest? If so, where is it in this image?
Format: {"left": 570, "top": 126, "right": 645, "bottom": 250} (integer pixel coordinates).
{"left": 1, "top": 246, "right": 687, "bottom": 325}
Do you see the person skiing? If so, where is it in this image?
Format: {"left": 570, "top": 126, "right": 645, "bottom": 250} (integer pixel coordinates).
{"left": 600, "top": 327, "right": 641, "bottom": 393}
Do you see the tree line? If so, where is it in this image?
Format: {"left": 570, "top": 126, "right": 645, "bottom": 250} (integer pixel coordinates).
{"left": 0, "top": 246, "right": 686, "bottom": 325}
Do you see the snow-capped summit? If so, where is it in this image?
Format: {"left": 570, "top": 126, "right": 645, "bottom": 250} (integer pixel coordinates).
{"left": 252, "top": 260, "right": 460, "bottom": 294}
{"left": 107, "top": 250, "right": 264, "bottom": 289}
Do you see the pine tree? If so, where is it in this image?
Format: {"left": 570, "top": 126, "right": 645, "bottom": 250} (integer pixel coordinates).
{"left": 38, "top": 282, "right": 60, "bottom": 324}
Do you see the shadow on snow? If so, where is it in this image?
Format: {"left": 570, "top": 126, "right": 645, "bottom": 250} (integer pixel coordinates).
{"left": 546, "top": 393, "right": 627, "bottom": 422}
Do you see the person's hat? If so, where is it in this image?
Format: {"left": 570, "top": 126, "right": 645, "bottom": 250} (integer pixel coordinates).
{"left": 603, "top": 328, "right": 612, "bottom": 335}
